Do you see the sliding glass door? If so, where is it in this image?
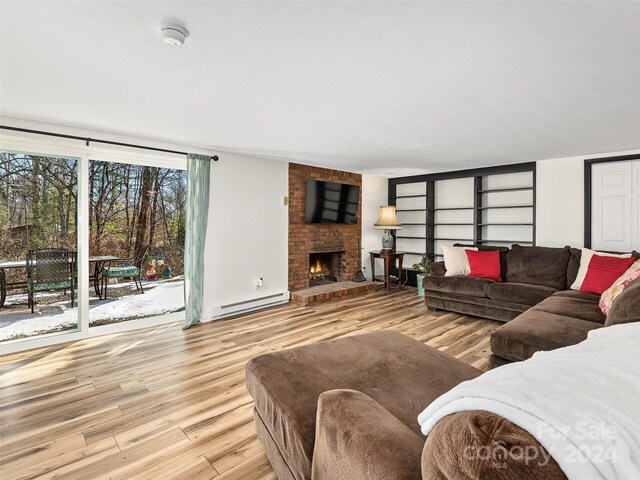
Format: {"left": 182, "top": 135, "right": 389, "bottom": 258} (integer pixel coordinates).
{"left": 87, "top": 159, "right": 186, "bottom": 327}
{"left": 0, "top": 136, "right": 188, "bottom": 351}
{"left": 0, "top": 151, "right": 80, "bottom": 342}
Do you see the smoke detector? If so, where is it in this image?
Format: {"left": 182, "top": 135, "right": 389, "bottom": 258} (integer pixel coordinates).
{"left": 158, "top": 24, "right": 189, "bottom": 46}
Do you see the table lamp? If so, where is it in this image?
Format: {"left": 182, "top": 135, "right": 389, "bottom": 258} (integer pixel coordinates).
{"left": 374, "top": 206, "right": 402, "bottom": 251}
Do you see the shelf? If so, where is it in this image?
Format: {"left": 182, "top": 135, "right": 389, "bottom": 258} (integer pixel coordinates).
{"left": 479, "top": 223, "right": 533, "bottom": 226}
{"left": 477, "top": 240, "right": 534, "bottom": 244}
{"left": 431, "top": 237, "right": 474, "bottom": 242}
{"left": 478, "top": 187, "right": 533, "bottom": 193}
{"left": 387, "top": 168, "right": 538, "bottom": 269}
{"left": 430, "top": 223, "right": 474, "bottom": 226}
{"left": 477, "top": 205, "right": 533, "bottom": 210}
{"left": 391, "top": 194, "right": 427, "bottom": 199}
{"left": 429, "top": 207, "right": 474, "bottom": 211}
{"left": 396, "top": 209, "right": 427, "bottom": 212}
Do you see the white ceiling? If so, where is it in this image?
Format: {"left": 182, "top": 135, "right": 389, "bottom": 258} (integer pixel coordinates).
{"left": 1, "top": 1, "right": 639, "bottom": 176}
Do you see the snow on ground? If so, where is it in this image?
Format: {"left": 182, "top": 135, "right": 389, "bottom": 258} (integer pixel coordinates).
{"left": 0, "top": 278, "right": 185, "bottom": 341}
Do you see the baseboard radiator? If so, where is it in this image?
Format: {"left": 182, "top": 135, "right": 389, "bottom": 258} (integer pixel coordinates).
{"left": 204, "top": 291, "right": 290, "bottom": 321}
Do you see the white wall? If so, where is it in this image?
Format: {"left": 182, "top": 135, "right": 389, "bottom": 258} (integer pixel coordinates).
{"left": 536, "top": 149, "right": 640, "bottom": 248}
{"left": 202, "top": 152, "right": 289, "bottom": 319}
{"left": 535, "top": 156, "right": 585, "bottom": 247}
{"left": 361, "top": 175, "right": 388, "bottom": 280}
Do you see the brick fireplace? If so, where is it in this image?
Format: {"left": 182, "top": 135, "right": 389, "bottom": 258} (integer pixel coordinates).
{"left": 288, "top": 163, "right": 362, "bottom": 292}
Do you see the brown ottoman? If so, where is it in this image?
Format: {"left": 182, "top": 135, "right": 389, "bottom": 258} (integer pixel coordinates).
{"left": 245, "top": 330, "right": 481, "bottom": 480}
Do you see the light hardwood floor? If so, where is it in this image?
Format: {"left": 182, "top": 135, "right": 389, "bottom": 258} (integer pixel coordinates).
{"left": 0, "top": 288, "right": 501, "bottom": 480}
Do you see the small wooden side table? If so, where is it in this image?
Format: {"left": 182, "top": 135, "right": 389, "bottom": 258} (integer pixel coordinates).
{"left": 370, "top": 251, "right": 404, "bottom": 293}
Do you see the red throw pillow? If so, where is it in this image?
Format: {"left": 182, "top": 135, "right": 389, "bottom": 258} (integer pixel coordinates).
{"left": 465, "top": 250, "right": 502, "bottom": 282}
{"left": 580, "top": 254, "right": 637, "bottom": 295}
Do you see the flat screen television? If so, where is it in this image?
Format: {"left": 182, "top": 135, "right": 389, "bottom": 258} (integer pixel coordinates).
{"left": 305, "top": 180, "right": 359, "bottom": 224}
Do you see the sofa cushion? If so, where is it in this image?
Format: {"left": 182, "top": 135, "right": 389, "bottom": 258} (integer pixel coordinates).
{"left": 490, "top": 311, "right": 602, "bottom": 362}
{"left": 567, "top": 248, "right": 640, "bottom": 288}
{"left": 454, "top": 244, "right": 509, "bottom": 280}
{"left": 551, "top": 290, "right": 601, "bottom": 302}
{"left": 533, "top": 296, "right": 606, "bottom": 325}
{"left": 570, "top": 248, "right": 635, "bottom": 290}
{"left": 312, "top": 390, "right": 424, "bottom": 480}
{"left": 422, "top": 411, "right": 566, "bottom": 480}
{"left": 423, "top": 275, "right": 495, "bottom": 298}
{"left": 566, "top": 248, "right": 582, "bottom": 288}
{"left": 426, "top": 289, "right": 530, "bottom": 312}
{"left": 579, "top": 254, "right": 636, "bottom": 295}
{"left": 425, "top": 293, "right": 526, "bottom": 322}
{"left": 487, "top": 282, "right": 557, "bottom": 306}
{"left": 487, "top": 354, "right": 512, "bottom": 369}
{"left": 245, "top": 331, "right": 481, "bottom": 480}
{"left": 442, "top": 245, "right": 477, "bottom": 276}
{"left": 429, "top": 261, "right": 446, "bottom": 277}
{"left": 599, "top": 259, "right": 640, "bottom": 315}
{"left": 505, "top": 245, "right": 571, "bottom": 290}
{"left": 466, "top": 249, "right": 502, "bottom": 282}
{"left": 605, "top": 278, "right": 640, "bottom": 327}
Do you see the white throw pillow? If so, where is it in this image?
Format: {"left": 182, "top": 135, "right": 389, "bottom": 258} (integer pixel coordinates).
{"left": 442, "top": 245, "right": 478, "bottom": 276}
{"left": 570, "top": 248, "right": 633, "bottom": 290}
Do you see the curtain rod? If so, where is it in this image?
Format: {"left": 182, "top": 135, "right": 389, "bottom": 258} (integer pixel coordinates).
{"left": 0, "top": 125, "right": 219, "bottom": 161}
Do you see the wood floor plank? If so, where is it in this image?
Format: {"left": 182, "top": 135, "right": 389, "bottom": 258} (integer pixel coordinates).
{"left": 0, "top": 432, "right": 86, "bottom": 467}
{"left": 2, "top": 384, "right": 143, "bottom": 438}
{"left": 0, "top": 406, "right": 124, "bottom": 459}
{"left": 0, "top": 288, "right": 501, "bottom": 479}
{"left": 8, "top": 436, "right": 119, "bottom": 480}
{"left": 214, "top": 451, "right": 277, "bottom": 480}
{"left": 161, "top": 457, "right": 219, "bottom": 480}
{"left": 0, "top": 376, "right": 84, "bottom": 406}
{"left": 63, "top": 428, "right": 189, "bottom": 480}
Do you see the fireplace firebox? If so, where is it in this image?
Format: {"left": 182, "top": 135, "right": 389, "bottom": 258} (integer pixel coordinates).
{"left": 309, "top": 251, "right": 343, "bottom": 286}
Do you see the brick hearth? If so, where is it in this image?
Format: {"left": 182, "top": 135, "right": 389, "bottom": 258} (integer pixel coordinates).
{"left": 290, "top": 281, "right": 375, "bottom": 306}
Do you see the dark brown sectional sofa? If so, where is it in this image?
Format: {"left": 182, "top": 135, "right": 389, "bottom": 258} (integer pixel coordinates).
{"left": 423, "top": 244, "right": 640, "bottom": 367}
{"left": 245, "top": 245, "right": 639, "bottom": 479}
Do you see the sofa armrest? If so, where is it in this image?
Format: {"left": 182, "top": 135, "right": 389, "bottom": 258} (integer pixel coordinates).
{"left": 312, "top": 389, "right": 424, "bottom": 480}
{"left": 422, "top": 410, "right": 566, "bottom": 480}
{"left": 430, "top": 261, "right": 446, "bottom": 277}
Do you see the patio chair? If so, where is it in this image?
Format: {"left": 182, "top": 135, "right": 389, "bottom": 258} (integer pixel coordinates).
{"left": 26, "top": 249, "right": 76, "bottom": 313}
{"left": 99, "top": 243, "right": 150, "bottom": 300}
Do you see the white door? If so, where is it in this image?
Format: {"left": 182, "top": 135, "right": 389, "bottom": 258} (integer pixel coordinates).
{"left": 591, "top": 160, "right": 639, "bottom": 251}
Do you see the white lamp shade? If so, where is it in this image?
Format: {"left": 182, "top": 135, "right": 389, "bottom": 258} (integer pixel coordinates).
{"left": 374, "top": 206, "right": 402, "bottom": 230}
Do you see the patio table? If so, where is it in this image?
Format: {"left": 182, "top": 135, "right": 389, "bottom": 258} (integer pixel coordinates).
{"left": 0, "top": 255, "right": 120, "bottom": 309}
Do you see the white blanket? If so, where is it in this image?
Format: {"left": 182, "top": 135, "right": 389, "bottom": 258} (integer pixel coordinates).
{"left": 417, "top": 323, "right": 640, "bottom": 480}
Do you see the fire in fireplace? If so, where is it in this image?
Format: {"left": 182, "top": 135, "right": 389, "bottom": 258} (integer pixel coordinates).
{"left": 309, "top": 252, "right": 340, "bottom": 286}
